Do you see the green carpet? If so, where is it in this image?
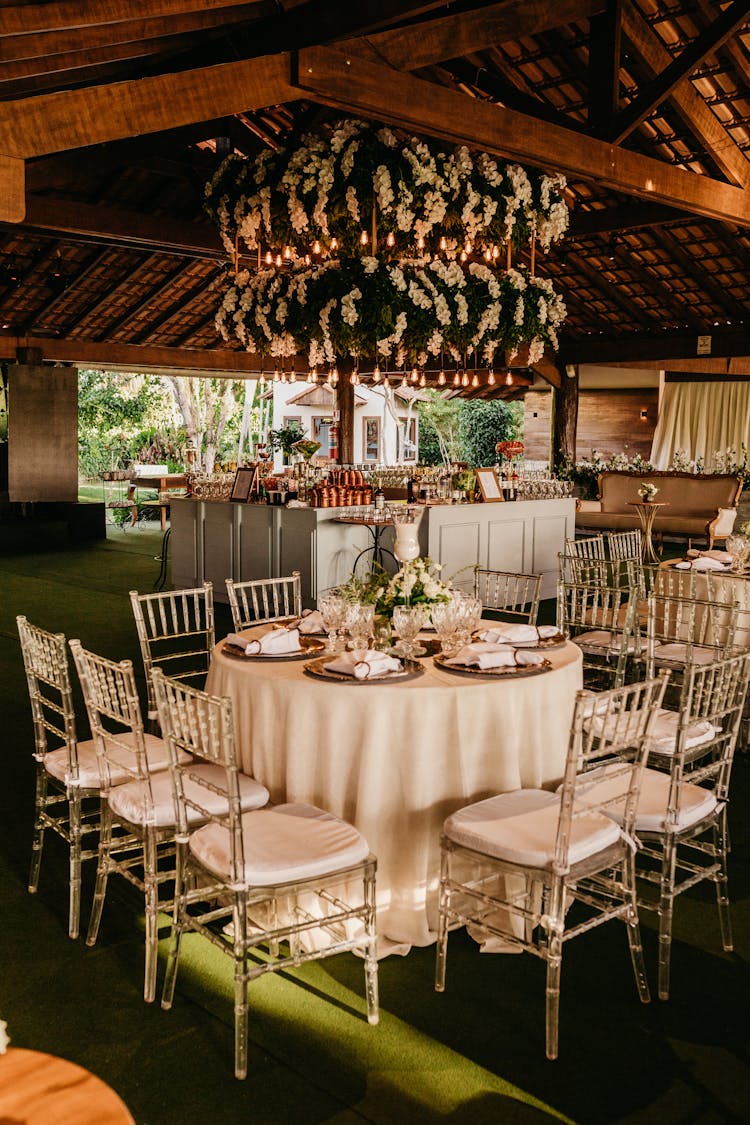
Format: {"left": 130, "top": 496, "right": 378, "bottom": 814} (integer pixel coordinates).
{"left": 1, "top": 524, "right": 748, "bottom": 1124}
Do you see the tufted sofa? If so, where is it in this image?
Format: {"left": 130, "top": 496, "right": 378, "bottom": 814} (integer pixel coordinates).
{"left": 576, "top": 471, "right": 743, "bottom": 547}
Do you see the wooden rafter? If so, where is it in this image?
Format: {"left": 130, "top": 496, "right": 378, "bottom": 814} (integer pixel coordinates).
{"left": 588, "top": 0, "right": 622, "bottom": 132}
{"left": 18, "top": 246, "right": 111, "bottom": 336}
{"left": 0, "top": 1, "right": 270, "bottom": 37}
{"left": 91, "top": 260, "right": 190, "bottom": 341}
{"left": 620, "top": 1, "right": 750, "bottom": 187}
{"left": 0, "top": 330, "right": 261, "bottom": 374}
{"left": 561, "top": 327, "right": 750, "bottom": 365}
{"left": 294, "top": 45, "right": 750, "bottom": 227}
{"left": 567, "top": 202, "right": 689, "bottom": 237}
{"left": 610, "top": 0, "right": 750, "bottom": 146}
{"left": 129, "top": 269, "right": 220, "bottom": 344}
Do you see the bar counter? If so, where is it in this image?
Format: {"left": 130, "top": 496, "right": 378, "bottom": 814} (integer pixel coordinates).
{"left": 169, "top": 496, "right": 575, "bottom": 607}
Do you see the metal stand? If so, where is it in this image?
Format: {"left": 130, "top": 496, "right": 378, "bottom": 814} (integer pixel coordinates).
{"left": 154, "top": 526, "right": 171, "bottom": 591}
{"left": 352, "top": 522, "right": 396, "bottom": 573}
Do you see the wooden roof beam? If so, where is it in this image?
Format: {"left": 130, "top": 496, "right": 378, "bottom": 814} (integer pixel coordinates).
{"left": 0, "top": 331, "right": 262, "bottom": 375}
{"left": 0, "top": 1, "right": 269, "bottom": 37}
{"left": 560, "top": 327, "right": 750, "bottom": 365}
{"left": 609, "top": 0, "right": 750, "bottom": 146}
{"left": 567, "top": 201, "right": 690, "bottom": 237}
{"left": 588, "top": 0, "right": 622, "bottom": 133}
{"left": 620, "top": 1, "right": 750, "bottom": 187}
{"left": 294, "top": 45, "right": 750, "bottom": 227}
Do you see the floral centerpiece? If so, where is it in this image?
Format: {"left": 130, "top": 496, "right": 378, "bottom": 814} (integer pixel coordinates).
{"left": 341, "top": 558, "right": 451, "bottom": 620}
{"left": 495, "top": 440, "right": 525, "bottom": 461}
{"left": 637, "top": 481, "right": 659, "bottom": 501}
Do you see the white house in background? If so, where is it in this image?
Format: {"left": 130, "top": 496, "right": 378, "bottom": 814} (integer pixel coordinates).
{"left": 268, "top": 381, "right": 421, "bottom": 469}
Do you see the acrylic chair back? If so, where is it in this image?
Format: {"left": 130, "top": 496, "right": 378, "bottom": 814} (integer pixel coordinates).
{"left": 705, "top": 571, "right": 750, "bottom": 651}
{"left": 69, "top": 640, "right": 151, "bottom": 797}
{"left": 151, "top": 669, "right": 246, "bottom": 883}
{"left": 558, "top": 551, "right": 618, "bottom": 589}
{"left": 557, "top": 675, "right": 669, "bottom": 873}
{"left": 564, "top": 534, "right": 605, "bottom": 561}
{"left": 226, "top": 571, "right": 302, "bottom": 631}
{"left": 557, "top": 578, "right": 637, "bottom": 687}
{"left": 646, "top": 592, "right": 738, "bottom": 677}
{"left": 472, "top": 567, "right": 542, "bottom": 624}
{"left": 607, "top": 529, "right": 643, "bottom": 562}
{"left": 17, "top": 616, "right": 80, "bottom": 781}
{"left": 130, "top": 582, "right": 215, "bottom": 720}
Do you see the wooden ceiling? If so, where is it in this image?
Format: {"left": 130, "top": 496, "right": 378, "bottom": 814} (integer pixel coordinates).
{"left": 1, "top": 0, "right": 750, "bottom": 388}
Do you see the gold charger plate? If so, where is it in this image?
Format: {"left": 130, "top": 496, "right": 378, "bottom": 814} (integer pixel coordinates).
{"left": 303, "top": 656, "right": 424, "bottom": 684}
{"left": 222, "top": 635, "right": 326, "bottom": 662}
{"left": 474, "top": 629, "right": 567, "bottom": 650}
{"left": 434, "top": 653, "right": 552, "bottom": 678}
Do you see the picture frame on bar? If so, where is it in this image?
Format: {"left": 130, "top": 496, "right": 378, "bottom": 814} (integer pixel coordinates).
{"left": 475, "top": 467, "right": 504, "bottom": 503}
{"left": 230, "top": 465, "right": 258, "bottom": 503}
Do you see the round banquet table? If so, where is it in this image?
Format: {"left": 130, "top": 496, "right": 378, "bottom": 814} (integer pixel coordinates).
{"left": 206, "top": 627, "right": 583, "bottom": 949}
{"left": 0, "top": 1048, "right": 135, "bottom": 1124}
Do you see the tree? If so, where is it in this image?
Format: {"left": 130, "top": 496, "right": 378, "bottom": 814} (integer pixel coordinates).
{"left": 417, "top": 392, "right": 462, "bottom": 465}
{"left": 458, "top": 399, "right": 523, "bottom": 467}
{"left": 162, "top": 375, "right": 242, "bottom": 472}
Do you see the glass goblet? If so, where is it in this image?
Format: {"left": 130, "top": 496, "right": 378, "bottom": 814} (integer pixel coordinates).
{"left": 392, "top": 604, "right": 427, "bottom": 660}
{"left": 319, "top": 591, "right": 348, "bottom": 652}
{"left": 430, "top": 601, "right": 460, "bottom": 656}
{"left": 726, "top": 534, "right": 750, "bottom": 574}
{"left": 345, "top": 602, "right": 376, "bottom": 651}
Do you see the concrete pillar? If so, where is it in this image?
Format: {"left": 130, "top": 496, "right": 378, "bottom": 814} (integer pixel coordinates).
{"left": 8, "top": 364, "right": 79, "bottom": 501}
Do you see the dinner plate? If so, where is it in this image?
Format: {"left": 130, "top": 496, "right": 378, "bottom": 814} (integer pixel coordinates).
{"left": 433, "top": 653, "right": 552, "bottom": 678}
{"left": 474, "top": 629, "right": 567, "bottom": 650}
{"left": 303, "top": 656, "right": 424, "bottom": 684}
{"left": 222, "top": 636, "right": 326, "bottom": 662}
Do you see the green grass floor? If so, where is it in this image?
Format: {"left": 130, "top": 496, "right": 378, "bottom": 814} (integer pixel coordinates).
{"left": 0, "top": 524, "right": 749, "bottom": 1124}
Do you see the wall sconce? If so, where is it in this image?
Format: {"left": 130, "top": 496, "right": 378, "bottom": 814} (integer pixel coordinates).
{"left": 640, "top": 408, "right": 648, "bottom": 420}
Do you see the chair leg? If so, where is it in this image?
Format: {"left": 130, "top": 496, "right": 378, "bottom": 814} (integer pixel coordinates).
{"left": 86, "top": 800, "right": 112, "bottom": 947}
{"left": 713, "top": 810, "right": 734, "bottom": 952}
{"left": 434, "top": 846, "right": 451, "bottom": 993}
{"left": 143, "top": 830, "right": 160, "bottom": 1004}
{"left": 28, "top": 765, "right": 47, "bottom": 895}
{"left": 161, "top": 841, "right": 186, "bottom": 1011}
{"left": 233, "top": 892, "right": 249, "bottom": 1081}
{"left": 544, "top": 907, "right": 564, "bottom": 1061}
{"left": 68, "top": 787, "right": 83, "bottom": 940}
{"left": 657, "top": 837, "right": 678, "bottom": 1001}
{"left": 363, "top": 867, "right": 379, "bottom": 1025}
{"left": 624, "top": 853, "right": 651, "bottom": 1004}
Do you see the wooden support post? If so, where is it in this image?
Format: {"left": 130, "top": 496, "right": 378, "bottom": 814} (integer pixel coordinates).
{"left": 550, "top": 362, "right": 578, "bottom": 472}
{"left": 337, "top": 363, "right": 355, "bottom": 465}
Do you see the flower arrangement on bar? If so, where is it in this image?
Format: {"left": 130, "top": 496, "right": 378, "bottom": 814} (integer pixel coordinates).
{"left": 495, "top": 440, "right": 525, "bottom": 461}
{"left": 205, "top": 117, "right": 568, "bottom": 371}
{"left": 340, "top": 558, "right": 451, "bottom": 619}
{"left": 637, "top": 481, "right": 659, "bottom": 501}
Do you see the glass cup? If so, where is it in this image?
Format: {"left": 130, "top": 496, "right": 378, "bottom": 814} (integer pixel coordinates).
{"left": 345, "top": 602, "right": 376, "bottom": 651}
{"left": 319, "top": 591, "right": 348, "bottom": 652}
{"left": 431, "top": 601, "right": 461, "bottom": 656}
{"left": 392, "top": 604, "right": 428, "bottom": 660}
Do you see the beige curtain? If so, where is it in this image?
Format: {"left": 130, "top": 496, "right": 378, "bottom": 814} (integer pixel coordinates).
{"left": 650, "top": 381, "right": 750, "bottom": 468}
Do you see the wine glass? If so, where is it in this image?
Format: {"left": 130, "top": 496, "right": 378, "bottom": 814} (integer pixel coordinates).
{"left": 726, "top": 534, "right": 750, "bottom": 574}
{"left": 431, "top": 601, "right": 461, "bottom": 656}
{"left": 392, "top": 604, "right": 427, "bottom": 660}
{"left": 345, "top": 602, "right": 376, "bottom": 651}
{"left": 319, "top": 591, "right": 348, "bottom": 652}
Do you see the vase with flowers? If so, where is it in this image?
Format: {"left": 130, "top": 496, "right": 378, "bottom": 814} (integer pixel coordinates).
{"left": 637, "top": 481, "right": 659, "bottom": 502}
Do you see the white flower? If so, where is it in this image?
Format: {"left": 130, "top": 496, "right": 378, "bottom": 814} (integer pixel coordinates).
{"left": 341, "top": 287, "right": 362, "bottom": 326}
{"left": 345, "top": 184, "right": 360, "bottom": 223}
{"left": 0, "top": 1019, "right": 9, "bottom": 1054}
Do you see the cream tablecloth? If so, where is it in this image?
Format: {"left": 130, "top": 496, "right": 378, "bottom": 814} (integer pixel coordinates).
{"left": 206, "top": 628, "right": 583, "bottom": 948}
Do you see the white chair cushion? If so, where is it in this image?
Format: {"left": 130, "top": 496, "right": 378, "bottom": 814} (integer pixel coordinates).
{"left": 109, "top": 764, "right": 270, "bottom": 828}
{"left": 572, "top": 763, "right": 718, "bottom": 834}
{"left": 648, "top": 709, "right": 719, "bottom": 755}
{"left": 652, "top": 643, "right": 716, "bottom": 665}
{"left": 189, "top": 802, "right": 370, "bottom": 886}
{"left": 443, "top": 789, "right": 622, "bottom": 869}
{"left": 575, "top": 629, "right": 638, "bottom": 654}
{"left": 44, "top": 733, "right": 174, "bottom": 788}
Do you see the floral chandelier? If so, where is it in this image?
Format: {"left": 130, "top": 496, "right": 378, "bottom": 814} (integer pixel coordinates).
{"left": 205, "top": 118, "right": 569, "bottom": 377}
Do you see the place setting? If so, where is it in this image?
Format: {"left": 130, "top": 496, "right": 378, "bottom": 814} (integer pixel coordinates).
{"left": 222, "top": 625, "right": 325, "bottom": 661}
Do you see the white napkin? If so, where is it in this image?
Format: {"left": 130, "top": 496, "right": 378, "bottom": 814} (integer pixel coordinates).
{"left": 444, "top": 642, "right": 545, "bottom": 670}
{"left": 323, "top": 649, "right": 403, "bottom": 679}
{"left": 478, "top": 623, "right": 559, "bottom": 645}
{"left": 674, "top": 557, "right": 727, "bottom": 571}
{"left": 225, "top": 627, "right": 301, "bottom": 655}
{"left": 687, "top": 549, "right": 732, "bottom": 564}
{"left": 299, "top": 609, "right": 326, "bottom": 634}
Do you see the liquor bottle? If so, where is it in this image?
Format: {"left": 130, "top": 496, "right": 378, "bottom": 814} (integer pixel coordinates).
{"left": 374, "top": 485, "right": 386, "bottom": 512}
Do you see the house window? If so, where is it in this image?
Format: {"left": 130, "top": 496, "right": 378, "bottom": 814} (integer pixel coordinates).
{"left": 283, "top": 414, "right": 303, "bottom": 431}
{"left": 312, "top": 415, "right": 333, "bottom": 457}
{"left": 362, "top": 416, "right": 381, "bottom": 461}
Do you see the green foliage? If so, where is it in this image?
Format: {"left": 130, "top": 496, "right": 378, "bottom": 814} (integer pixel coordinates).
{"left": 417, "top": 392, "right": 462, "bottom": 465}
{"left": 269, "top": 420, "right": 305, "bottom": 457}
{"left": 458, "top": 399, "right": 523, "bottom": 468}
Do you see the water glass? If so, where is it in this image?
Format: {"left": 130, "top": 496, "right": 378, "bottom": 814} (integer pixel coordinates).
{"left": 319, "top": 591, "right": 348, "bottom": 652}
{"left": 431, "top": 601, "right": 461, "bottom": 655}
{"left": 345, "top": 602, "right": 376, "bottom": 650}
{"left": 392, "top": 604, "right": 427, "bottom": 659}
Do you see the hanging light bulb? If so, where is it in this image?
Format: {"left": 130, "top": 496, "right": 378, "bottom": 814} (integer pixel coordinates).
{"left": 332, "top": 365, "right": 339, "bottom": 384}
{"left": 460, "top": 250, "right": 468, "bottom": 262}
{"left": 360, "top": 231, "right": 368, "bottom": 246}
{"left": 471, "top": 373, "right": 479, "bottom": 387}
{"left": 259, "top": 371, "right": 266, "bottom": 386}
{"left": 401, "top": 373, "right": 408, "bottom": 388}
{"left": 437, "top": 370, "right": 446, "bottom": 386}
{"left": 326, "top": 370, "right": 333, "bottom": 385}
{"left": 492, "top": 245, "right": 499, "bottom": 260}
{"left": 484, "top": 248, "right": 491, "bottom": 261}
{"left": 505, "top": 370, "right": 513, "bottom": 386}
{"left": 488, "top": 369, "right": 496, "bottom": 386}
{"left": 284, "top": 246, "right": 291, "bottom": 260}
{"left": 311, "top": 368, "right": 318, "bottom": 382}
{"left": 411, "top": 367, "right": 419, "bottom": 383}
{"left": 419, "top": 371, "right": 427, "bottom": 387}
{"left": 275, "top": 254, "right": 282, "bottom": 267}
{"left": 440, "top": 236, "right": 447, "bottom": 251}
{"left": 350, "top": 372, "right": 357, "bottom": 385}
{"left": 453, "top": 373, "right": 460, "bottom": 387}
{"left": 289, "top": 370, "right": 297, "bottom": 383}
{"left": 462, "top": 372, "right": 469, "bottom": 387}
{"left": 386, "top": 231, "right": 395, "bottom": 248}
{"left": 417, "top": 235, "right": 425, "bottom": 250}
{"left": 373, "top": 363, "right": 381, "bottom": 383}
{"left": 265, "top": 251, "right": 272, "bottom": 265}
{"left": 280, "top": 371, "right": 288, "bottom": 383}
{"left": 273, "top": 369, "right": 280, "bottom": 382}
{"left": 465, "top": 241, "right": 472, "bottom": 254}
{"left": 330, "top": 238, "right": 338, "bottom": 251}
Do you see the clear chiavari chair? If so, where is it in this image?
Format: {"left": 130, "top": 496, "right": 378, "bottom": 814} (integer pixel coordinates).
{"left": 564, "top": 534, "right": 606, "bottom": 561}
{"left": 644, "top": 592, "right": 738, "bottom": 696}
{"left": 472, "top": 566, "right": 542, "bottom": 624}
{"left": 601, "top": 652, "right": 750, "bottom": 999}
{"left": 130, "top": 582, "right": 215, "bottom": 723}
{"left": 69, "top": 640, "right": 179, "bottom": 1002}
{"left": 435, "top": 674, "right": 668, "bottom": 1059}
{"left": 18, "top": 616, "right": 103, "bottom": 939}
{"left": 152, "top": 669, "right": 379, "bottom": 1080}
{"left": 557, "top": 578, "right": 638, "bottom": 688}
{"left": 706, "top": 570, "right": 750, "bottom": 746}
{"left": 226, "top": 571, "right": 302, "bottom": 632}
{"left": 607, "top": 529, "right": 643, "bottom": 563}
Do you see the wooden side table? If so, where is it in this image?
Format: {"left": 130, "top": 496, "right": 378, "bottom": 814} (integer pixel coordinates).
{"left": 628, "top": 501, "right": 668, "bottom": 564}
{"left": 0, "top": 1048, "right": 135, "bottom": 1124}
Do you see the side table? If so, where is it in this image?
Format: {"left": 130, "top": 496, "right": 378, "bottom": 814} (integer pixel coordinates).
{"left": 628, "top": 501, "right": 668, "bottom": 565}
{"left": 0, "top": 1048, "right": 135, "bottom": 1124}
{"left": 333, "top": 515, "right": 396, "bottom": 573}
